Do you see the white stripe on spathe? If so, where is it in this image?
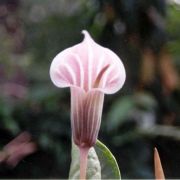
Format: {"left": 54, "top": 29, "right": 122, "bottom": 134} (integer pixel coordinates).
{"left": 62, "top": 63, "right": 76, "bottom": 85}
{"left": 71, "top": 53, "right": 84, "bottom": 88}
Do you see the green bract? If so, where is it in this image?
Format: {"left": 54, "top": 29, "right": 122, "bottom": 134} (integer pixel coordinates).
{"left": 69, "top": 140, "right": 121, "bottom": 179}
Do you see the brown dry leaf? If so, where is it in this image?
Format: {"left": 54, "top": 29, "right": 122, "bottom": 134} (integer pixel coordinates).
{"left": 154, "top": 147, "right": 165, "bottom": 180}
{"left": 159, "top": 48, "right": 179, "bottom": 94}
{"left": 140, "top": 48, "right": 156, "bottom": 85}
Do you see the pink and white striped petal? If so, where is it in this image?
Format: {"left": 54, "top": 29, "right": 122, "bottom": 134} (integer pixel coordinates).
{"left": 50, "top": 30, "right": 126, "bottom": 94}
{"left": 71, "top": 86, "right": 104, "bottom": 148}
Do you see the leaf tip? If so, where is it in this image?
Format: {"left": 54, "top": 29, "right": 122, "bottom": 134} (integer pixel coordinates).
{"left": 154, "top": 147, "right": 165, "bottom": 180}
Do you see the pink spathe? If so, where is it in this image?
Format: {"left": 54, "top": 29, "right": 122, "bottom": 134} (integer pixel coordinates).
{"left": 50, "top": 30, "right": 126, "bottom": 179}
{"left": 50, "top": 30, "right": 125, "bottom": 147}
{"left": 50, "top": 30, "right": 125, "bottom": 94}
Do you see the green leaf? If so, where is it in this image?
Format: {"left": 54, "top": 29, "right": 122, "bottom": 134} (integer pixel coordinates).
{"left": 69, "top": 140, "right": 121, "bottom": 179}
{"left": 69, "top": 141, "right": 101, "bottom": 179}
{"left": 95, "top": 140, "right": 121, "bottom": 179}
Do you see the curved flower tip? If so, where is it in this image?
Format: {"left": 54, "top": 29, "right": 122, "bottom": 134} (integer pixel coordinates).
{"left": 50, "top": 30, "right": 126, "bottom": 94}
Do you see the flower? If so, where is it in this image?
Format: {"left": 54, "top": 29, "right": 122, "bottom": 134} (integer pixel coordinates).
{"left": 50, "top": 30, "right": 126, "bottom": 179}
{"left": 0, "top": 132, "right": 36, "bottom": 167}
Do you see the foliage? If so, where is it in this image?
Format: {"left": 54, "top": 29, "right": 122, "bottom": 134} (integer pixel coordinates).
{"left": 69, "top": 140, "right": 120, "bottom": 179}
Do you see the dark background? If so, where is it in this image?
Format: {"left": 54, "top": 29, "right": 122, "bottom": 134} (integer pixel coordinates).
{"left": 0, "top": 0, "right": 179, "bottom": 179}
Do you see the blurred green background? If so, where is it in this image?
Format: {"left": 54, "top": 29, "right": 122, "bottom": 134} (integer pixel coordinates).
{"left": 0, "top": 0, "right": 180, "bottom": 179}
